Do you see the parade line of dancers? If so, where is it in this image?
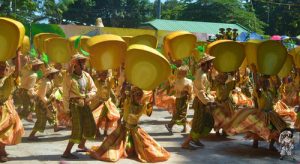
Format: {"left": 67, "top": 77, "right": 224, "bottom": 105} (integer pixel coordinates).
{"left": 1, "top": 18, "right": 299, "bottom": 163}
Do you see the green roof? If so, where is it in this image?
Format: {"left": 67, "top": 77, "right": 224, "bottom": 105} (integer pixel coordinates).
{"left": 143, "top": 19, "right": 250, "bottom": 34}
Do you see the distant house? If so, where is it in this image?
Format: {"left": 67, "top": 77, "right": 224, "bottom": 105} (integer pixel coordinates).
{"left": 141, "top": 19, "right": 250, "bottom": 37}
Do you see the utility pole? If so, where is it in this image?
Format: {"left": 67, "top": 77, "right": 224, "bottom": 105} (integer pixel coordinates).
{"left": 156, "top": 0, "right": 161, "bottom": 19}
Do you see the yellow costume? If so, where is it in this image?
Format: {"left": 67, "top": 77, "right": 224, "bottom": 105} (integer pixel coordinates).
{"left": 91, "top": 76, "right": 120, "bottom": 132}
{"left": 90, "top": 92, "right": 170, "bottom": 163}
{"left": 0, "top": 74, "right": 24, "bottom": 146}
{"left": 63, "top": 71, "right": 97, "bottom": 143}
{"left": 33, "top": 77, "right": 56, "bottom": 132}
{"left": 169, "top": 77, "right": 193, "bottom": 125}
{"left": 212, "top": 76, "right": 235, "bottom": 132}
{"left": 226, "top": 87, "right": 287, "bottom": 141}
{"left": 190, "top": 68, "right": 215, "bottom": 140}
{"left": 53, "top": 70, "right": 71, "bottom": 127}
{"left": 16, "top": 67, "right": 38, "bottom": 118}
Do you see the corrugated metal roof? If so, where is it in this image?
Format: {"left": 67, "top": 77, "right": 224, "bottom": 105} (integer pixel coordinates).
{"left": 143, "top": 19, "right": 250, "bottom": 34}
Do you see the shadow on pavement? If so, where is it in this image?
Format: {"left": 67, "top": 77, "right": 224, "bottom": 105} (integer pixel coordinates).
{"left": 200, "top": 134, "right": 235, "bottom": 142}
{"left": 140, "top": 120, "right": 169, "bottom": 125}
{"left": 22, "top": 135, "right": 70, "bottom": 143}
{"left": 216, "top": 144, "right": 280, "bottom": 158}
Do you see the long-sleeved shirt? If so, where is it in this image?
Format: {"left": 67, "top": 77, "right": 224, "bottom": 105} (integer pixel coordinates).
{"left": 193, "top": 69, "right": 214, "bottom": 105}
{"left": 63, "top": 71, "right": 97, "bottom": 111}
{"left": 20, "top": 69, "right": 38, "bottom": 96}
{"left": 37, "top": 78, "right": 54, "bottom": 104}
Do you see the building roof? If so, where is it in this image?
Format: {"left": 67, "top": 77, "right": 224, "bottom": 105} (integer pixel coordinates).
{"left": 142, "top": 19, "right": 250, "bottom": 34}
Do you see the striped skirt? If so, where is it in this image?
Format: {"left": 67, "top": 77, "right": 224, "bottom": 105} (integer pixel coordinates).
{"left": 225, "top": 108, "right": 287, "bottom": 141}
{"left": 0, "top": 99, "right": 24, "bottom": 145}
{"left": 90, "top": 123, "right": 170, "bottom": 163}
{"left": 69, "top": 100, "right": 96, "bottom": 144}
{"left": 190, "top": 98, "right": 214, "bottom": 140}
{"left": 170, "top": 96, "right": 189, "bottom": 125}
{"left": 93, "top": 99, "right": 120, "bottom": 131}
{"left": 33, "top": 99, "right": 56, "bottom": 132}
{"left": 212, "top": 99, "right": 235, "bottom": 131}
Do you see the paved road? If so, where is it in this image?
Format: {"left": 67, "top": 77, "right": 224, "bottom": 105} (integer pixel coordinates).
{"left": 5, "top": 108, "right": 300, "bottom": 164}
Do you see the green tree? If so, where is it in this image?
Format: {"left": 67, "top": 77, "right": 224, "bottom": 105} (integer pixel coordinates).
{"left": 43, "top": 0, "right": 76, "bottom": 24}
{"left": 63, "top": 0, "right": 154, "bottom": 27}
{"left": 179, "top": 0, "right": 266, "bottom": 33}
{"left": 251, "top": 0, "right": 300, "bottom": 36}
{"left": 0, "top": 0, "right": 38, "bottom": 23}
{"left": 0, "top": 0, "right": 76, "bottom": 24}
{"left": 161, "top": 0, "right": 186, "bottom": 20}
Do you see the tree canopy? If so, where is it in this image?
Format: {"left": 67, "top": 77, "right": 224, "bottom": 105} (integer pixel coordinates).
{"left": 0, "top": 0, "right": 300, "bottom": 35}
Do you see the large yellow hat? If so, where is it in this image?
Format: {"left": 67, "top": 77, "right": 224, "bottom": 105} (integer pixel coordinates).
{"left": 125, "top": 44, "right": 171, "bottom": 91}
{"left": 244, "top": 40, "right": 261, "bottom": 67}
{"left": 45, "top": 37, "right": 72, "bottom": 63}
{"left": 0, "top": 17, "right": 25, "bottom": 61}
{"left": 278, "top": 55, "right": 294, "bottom": 79}
{"left": 289, "top": 46, "right": 300, "bottom": 68}
{"left": 21, "top": 35, "right": 30, "bottom": 55}
{"left": 163, "top": 31, "right": 197, "bottom": 61}
{"left": 33, "top": 33, "right": 60, "bottom": 54}
{"left": 69, "top": 35, "right": 91, "bottom": 54}
{"left": 207, "top": 40, "right": 245, "bottom": 73}
{"left": 129, "top": 34, "right": 157, "bottom": 49}
{"left": 87, "top": 34, "right": 127, "bottom": 71}
{"left": 257, "top": 40, "right": 287, "bottom": 75}
{"left": 121, "top": 36, "right": 133, "bottom": 45}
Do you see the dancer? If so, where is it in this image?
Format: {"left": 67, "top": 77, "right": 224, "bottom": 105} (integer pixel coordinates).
{"left": 53, "top": 63, "right": 71, "bottom": 128}
{"left": 62, "top": 54, "right": 97, "bottom": 159}
{"left": 182, "top": 54, "right": 216, "bottom": 149}
{"left": 212, "top": 72, "right": 236, "bottom": 136}
{"left": 165, "top": 65, "right": 193, "bottom": 134}
{"left": 28, "top": 67, "right": 64, "bottom": 141}
{"left": 225, "top": 65, "right": 287, "bottom": 150}
{"left": 17, "top": 58, "right": 44, "bottom": 121}
{"left": 90, "top": 86, "right": 170, "bottom": 162}
{"left": 0, "top": 52, "right": 24, "bottom": 162}
{"left": 92, "top": 70, "right": 120, "bottom": 137}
